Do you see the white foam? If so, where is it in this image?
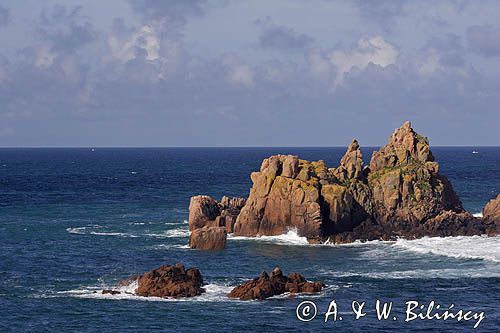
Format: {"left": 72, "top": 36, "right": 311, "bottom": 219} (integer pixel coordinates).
{"left": 146, "top": 227, "right": 190, "bottom": 238}
{"left": 229, "top": 229, "right": 309, "bottom": 245}
{"left": 63, "top": 282, "right": 233, "bottom": 302}
{"left": 326, "top": 267, "right": 500, "bottom": 279}
{"left": 66, "top": 226, "right": 139, "bottom": 238}
{"left": 228, "top": 229, "right": 391, "bottom": 247}
{"left": 393, "top": 235, "right": 500, "bottom": 262}
{"left": 151, "top": 244, "right": 190, "bottom": 250}
{"left": 473, "top": 212, "right": 483, "bottom": 218}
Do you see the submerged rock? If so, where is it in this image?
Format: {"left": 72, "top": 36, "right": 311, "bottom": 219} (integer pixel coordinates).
{"left": 228, "top": 267, "right": 325, "bottom": 300}
{"left": 102, "top": 289, "right": 121, "bottom": 295}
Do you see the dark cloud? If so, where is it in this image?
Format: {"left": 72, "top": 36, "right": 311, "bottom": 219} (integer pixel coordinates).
{"left": 467, "top": 25, "right": 500, "bottom": 57}
{"left": 130, "top": 0, "right": 208, "bottom": 34}
{"left": 425, "top": 34, "right": 465, "bottom": 68}
{"left": 1, "top": 1, "right": 500, "bottom": 146}
{"left": 353, "top": 0, "right": 408, "bottom": 30}
{"left": 256, "top": 18, "right": 314, "bottom": 50}
{"left": 0, "top": 5, "right": 9, "bottom": 27}
{"left": 36, "top": 5, "right": 97, "bottom": 54}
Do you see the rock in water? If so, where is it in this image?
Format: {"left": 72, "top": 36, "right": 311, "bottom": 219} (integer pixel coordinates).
{"left": 188, "top": 195, "right": 246, "bottom": 249}
{"left": 483, "top": 194, "right": 500, "bottom": 235}
{"left": 194, "top": 121, "right": 496, "bottom": 243}
{"left": 233, "top": 155, "right": 324, "bottom": 239}
{"left": 120, "top": 263, "right": 204, "bottom": 298}
{"left": 228, "top": 267, "right": 324, "bottom": 300}
{"left": 369, "top": 121, "right": 461, "bottom": 224}
{"left": 189, "top": 226, "right": 227, "bottom": 250}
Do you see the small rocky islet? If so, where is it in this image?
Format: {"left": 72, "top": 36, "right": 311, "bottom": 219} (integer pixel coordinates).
{"left": 189, "top": 121, "right": 500, "bottom": 249}
{"left": 101, "top": 264, "right": 325, "bottom": 301}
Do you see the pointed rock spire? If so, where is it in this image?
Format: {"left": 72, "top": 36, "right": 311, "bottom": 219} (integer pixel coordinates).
{"left": 334, "top": 139, "right": 364, "bottom": 182}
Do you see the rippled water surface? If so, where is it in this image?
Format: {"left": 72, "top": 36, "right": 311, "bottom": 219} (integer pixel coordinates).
{"left": 1, "top": 147, "right": 499, "bottom": 332}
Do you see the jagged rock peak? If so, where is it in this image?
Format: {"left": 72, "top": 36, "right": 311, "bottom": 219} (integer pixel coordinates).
{"left": 370, "top": 121, "right": 434, "bottom": 173}
{"left": 334, "top": 138, "right": 364, "bottom": 181}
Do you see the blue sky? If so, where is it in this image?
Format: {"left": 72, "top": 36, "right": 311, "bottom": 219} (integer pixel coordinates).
{"left": 0, "top": 0, "right": 499, "bottom": 147}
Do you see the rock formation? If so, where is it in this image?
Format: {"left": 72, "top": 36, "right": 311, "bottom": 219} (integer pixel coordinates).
{"left": 188, "top": 195, "right": 245, "bottom": 249}
{"left": 483, "top": 194, "right": 500, "bottom": 235}
{"left": 191, "top": 121, "right": 497, "bottom": 245}
{"left": 114, "top": 263, "right": 204, "bottom": 298}
{"left": 233, "top": 155, "right": 325, "bottom": 239}
{"left": 228, "top": 267, "right": 325, "bottom": 300}
{"left": 189, "top": 227, "right": 227, "bottom": 250}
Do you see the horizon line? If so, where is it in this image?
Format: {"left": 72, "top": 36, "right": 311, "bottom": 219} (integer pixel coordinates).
{"left": 0, "top": 145, "right": 499, "bottom": 149}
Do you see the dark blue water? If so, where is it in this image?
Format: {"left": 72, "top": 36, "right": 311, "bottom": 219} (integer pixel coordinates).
{"left": 1, "top": 147, "right": 499, "bottom": 332}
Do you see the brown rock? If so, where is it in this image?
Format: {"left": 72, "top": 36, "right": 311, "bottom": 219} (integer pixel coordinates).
{"left": 129, "top": 263, "right": 204, "bottom": 298}
{"left": 483, "top": 194, "right": 500, "bottom": 222}
{"left": 198, "top": 121, "right": 498, "bottom": 244}
{"left": 188, "top": 195, "right": 246, "bottom": 249}
{"left": 228, "top": 267, "right": 324, "bottom": 300}
{"left": 233, "top": 155, "right": 325, "bottom": 238}
{"left": 188, "top": 196, "right": 220, "bottom": 231}
{"left": 189, "top": 226, "right": 227, "bottom": 250}
{"left": 368, "top": 122, "right": 464, "bottom": 226}
{"left": 334, "top": 139, "right": 364, "bottom": 181}
{"left": 483, "top": 194, "right": 500, "bottom": 235}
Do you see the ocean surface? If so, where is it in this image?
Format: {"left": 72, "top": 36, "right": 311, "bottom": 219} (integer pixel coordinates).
{"left": 0, "top": 147, "right": 499, "bottom": 332}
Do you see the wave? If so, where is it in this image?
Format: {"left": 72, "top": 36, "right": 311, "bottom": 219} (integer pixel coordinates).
{"left": 66, "top": 226, "right": 139, "bottom": 238}
{"left": 151, "top": 244, "right": 190, "bottom": 250}
{"left": 229, "top": 229, "right": 310, "bottom": 245}
{"left": 393, "top": 235, "right": 500, "bottom": 262}
{"left": 62, "top": 282, "right": 234, "bottom": 302}
{"left": 473, "top": 212, "right": 483, "bottom": 218}
{"left": 145, "top": 227, "right": 190, "bottom": 238}
{"left": 228, "top": 229, "right": 390, "bottom": 247}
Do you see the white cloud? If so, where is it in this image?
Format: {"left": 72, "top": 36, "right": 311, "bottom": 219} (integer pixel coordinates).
{"left": 109, "top": 25, "right": 160, "bottom": 62}
{"left": 223, "top": 55, "right": 254, "bottom": 87}
{"left": 328, "top": 36, "right": 399, "bottom": 85}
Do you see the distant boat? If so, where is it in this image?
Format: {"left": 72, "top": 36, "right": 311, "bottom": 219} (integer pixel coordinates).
{"left": 91, "top": 148, "right": 95, "bottom": 152}
{"left": 472, "top": 150, "right": 479, "bottom": 154}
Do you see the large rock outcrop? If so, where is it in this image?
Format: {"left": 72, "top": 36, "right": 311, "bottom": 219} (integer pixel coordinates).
{"left": 188, "top": 195, "right": 245, "bottom": 249}
{"left": 228, "top": 267, "right": 325, "bottom": 300}
{"left": 108, "top": 263, "right": 204, "bottom": 298}
{"left": 192, "top": 122, "right": 496, "bottom": 245}
{"left": 233, "top": 155, "right": 325, "bottom": 239}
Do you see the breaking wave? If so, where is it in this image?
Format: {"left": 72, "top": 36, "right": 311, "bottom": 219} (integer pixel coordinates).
{"left": 60, "top": 282, "right": 233, "bottom": 302}
{"left": 229, "top": 229, "right": 309, "bottom": 245}
{"left": 393, "top": 235, "right": 500, "bottom": 262}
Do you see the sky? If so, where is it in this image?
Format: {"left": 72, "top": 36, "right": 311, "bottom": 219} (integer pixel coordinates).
{"left": 0, "top": 0, "right": 499, "bottom": 147}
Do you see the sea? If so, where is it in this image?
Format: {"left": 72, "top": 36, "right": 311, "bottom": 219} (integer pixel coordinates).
{"left": 0, "top": 147, "right": 499, "bottom": 332}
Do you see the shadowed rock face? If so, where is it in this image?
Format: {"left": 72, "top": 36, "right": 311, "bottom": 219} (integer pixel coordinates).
{"left": 227, "top": 267, "right": 324, "bottom": 300}
{"left": 191, "top": 122, "right": 498, "bottom": 245}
